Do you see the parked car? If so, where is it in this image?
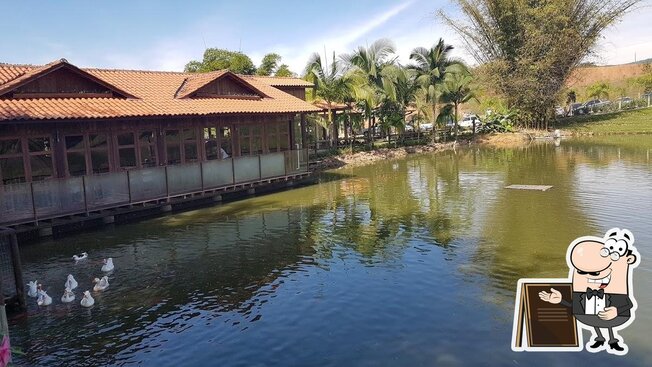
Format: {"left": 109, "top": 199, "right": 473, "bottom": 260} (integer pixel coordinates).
{"left": 445, "top": 115, "right": 481, "bottom": 129}
{"left": 459, "top": 115, "right": 481, "bottom": 128}
{"left": 570, "top": 103, "right": 588, "bottom": 116}
{"left": 583, "top": 99, "right": 611, "bottom": 112}
{"left": 419, "top": 123, "right": 434, "bottom": 131}
{"left": 615, "top": 97, "right": 633, "bottom": 106}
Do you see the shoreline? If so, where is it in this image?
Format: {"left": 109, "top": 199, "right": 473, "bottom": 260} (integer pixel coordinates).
{"left": 312, "top": 128, "right": 652, "bottom": 171}
{"left": 312, "top": 132, "right": 532, "bottom": 171}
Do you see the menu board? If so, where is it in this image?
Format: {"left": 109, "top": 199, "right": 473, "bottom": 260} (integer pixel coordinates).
{"left": 512, "top": 282, "right": 579, "bottom": 350}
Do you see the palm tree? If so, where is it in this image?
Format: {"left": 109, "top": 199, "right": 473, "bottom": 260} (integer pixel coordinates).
{"left": 409, "top": 39, "right": 466, "bottom": 141}
{"left": 381, "top": 66, "right": 419, "bottom": 142}
{"left": 342, "top": 39, "right": 398, "bottom": 147}
{"left": 305, "top": 52, "right": 348, "bottom": 147}
{"left": 441, "top": 71, "right": 476, "bottom": 139}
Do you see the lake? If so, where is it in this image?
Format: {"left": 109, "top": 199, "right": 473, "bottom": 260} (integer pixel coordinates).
{"left": 9, "top": 135, "right": 652, "bottom": 366}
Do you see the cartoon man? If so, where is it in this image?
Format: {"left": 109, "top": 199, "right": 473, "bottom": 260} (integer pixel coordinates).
{"left": 539, "top": 228, "right": 640, "bottom": 355}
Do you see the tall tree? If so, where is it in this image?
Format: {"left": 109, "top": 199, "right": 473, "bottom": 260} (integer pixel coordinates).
{"left": 257, "top": 53, "right": 282, "bottom": 76}
{"left": 275, "top": 64, "right": 295, "bottom": 77}
{"left": 441, "top": 71, "right": 476, "bottom": 139}
{"left": 342, "top": 39, "right": 398, "bottom": 146}
{"left": 185, "top": 48, "right": 256, "bottom": 74}
{"left": 409, "top": 39, "right": 465, "bottom": 137}
{"left": 441, "top": 0, "right": 641, "bottom": 129}
{"left": 305, "top": 52, "right": 348, "bottom": 147}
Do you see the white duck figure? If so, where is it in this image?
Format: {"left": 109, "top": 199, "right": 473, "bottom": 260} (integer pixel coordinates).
{"left": 37, "top": 285, "right": 52, "bottom": 306}
{"left": 93, "top": 276, "right": 109, "bottom": 292}
{"left": 72, "top": 252, "right": 88, "bottom": 261}
{"left": 101, "top": 258, "right": 114, "bottom": 272}
{"left": 64, "top": 274, "right": 78, "bottom": 290}
{"left": 80, "top": 290, "right": 95, "bottom": 307}
{"left": 61, "top": 287, "right": 75, "bottom": 303}
{"left": 27, "top": 280, "right": 38, "bottom": 298}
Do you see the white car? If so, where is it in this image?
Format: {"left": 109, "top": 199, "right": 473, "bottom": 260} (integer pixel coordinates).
{"left": 448, "top": 115, "right": 480, "bottom": 128}
{"left": 418, "top": 123, "right": 434, "bottom": 131}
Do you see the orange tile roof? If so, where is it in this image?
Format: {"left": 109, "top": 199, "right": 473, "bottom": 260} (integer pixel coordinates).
{"left": 242, "top": 75, "right": 314, "bottom": 87}
{"left": 0, "top": 60, "right": 320, "bottom": 122}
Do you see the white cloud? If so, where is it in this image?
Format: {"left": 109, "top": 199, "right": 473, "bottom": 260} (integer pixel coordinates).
{"left": 269, "top": 1, "right": 417, "bottom": 73}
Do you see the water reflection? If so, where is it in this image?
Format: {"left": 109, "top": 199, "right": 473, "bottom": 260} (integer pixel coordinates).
{"left": 10, "top": 136, "right": 652, "bottom": 367}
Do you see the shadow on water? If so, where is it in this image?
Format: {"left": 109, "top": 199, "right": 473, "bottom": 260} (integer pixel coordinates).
{"left": 10, "top": 135, "right": 652, "bottom": 367}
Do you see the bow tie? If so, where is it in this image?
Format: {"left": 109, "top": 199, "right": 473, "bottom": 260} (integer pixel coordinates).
{"left": 586, "top": 288, "right": 605, "bottom": 300}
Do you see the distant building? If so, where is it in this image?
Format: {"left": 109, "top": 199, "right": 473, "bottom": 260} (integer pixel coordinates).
{"left": 0, "top": 59, "right": 319, "bottom": 228}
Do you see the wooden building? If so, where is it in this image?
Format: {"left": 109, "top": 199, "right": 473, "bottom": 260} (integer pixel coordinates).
{"left": 0, "top": 59, "right": 320, "bottom": 228}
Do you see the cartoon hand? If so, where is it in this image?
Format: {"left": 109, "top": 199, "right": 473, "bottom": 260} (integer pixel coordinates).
{"left": 598, "top": 307, "right": 618, "bottom": 321}
{"left": 538, "top": 288, "right": 562, "bottom": 304}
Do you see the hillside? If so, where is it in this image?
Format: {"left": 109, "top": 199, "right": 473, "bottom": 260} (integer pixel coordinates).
{"left": 568, "top": 63, "right": 648, "bottom": 89}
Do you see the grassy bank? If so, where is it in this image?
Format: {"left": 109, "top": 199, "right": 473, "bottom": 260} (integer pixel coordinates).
{"left": 558, "top": 107, "right": 652, "bottom": 135}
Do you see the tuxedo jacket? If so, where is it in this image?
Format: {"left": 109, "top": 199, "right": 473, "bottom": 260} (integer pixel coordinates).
{"left": 560, "top": 292, "right": 633, "bottom": 317}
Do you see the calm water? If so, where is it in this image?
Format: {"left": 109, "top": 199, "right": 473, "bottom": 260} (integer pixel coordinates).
{"left": 9, "top": 136, "right": 652, "bottom": 367}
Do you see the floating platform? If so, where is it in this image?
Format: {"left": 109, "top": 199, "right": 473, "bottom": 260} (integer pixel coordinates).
{"left": 505, "top": 185, "right": 553, "bottom": 191}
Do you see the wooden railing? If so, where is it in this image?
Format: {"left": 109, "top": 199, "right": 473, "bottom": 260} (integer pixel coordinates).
{"left": 0, "top": 149, "right": 309, "bottom": 226}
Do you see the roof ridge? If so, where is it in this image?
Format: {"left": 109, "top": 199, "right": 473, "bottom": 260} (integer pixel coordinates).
{"left": 84, "top": 67, "right": 191, "bottom": 75}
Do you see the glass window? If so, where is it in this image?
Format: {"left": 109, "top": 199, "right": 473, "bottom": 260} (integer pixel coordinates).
{"left": 88, "top": 134, "right": 110, "bottom": 173}
{"left": 0, "top": 139, "right": 21, "bottom": 155}
{"left": 183, "top": 128, "right": 198, "bottom": 162}
{"left": 279, "top": 121, "right": 290, "bottom": 151}
{"left": 65, "top": 135, "right": 85, "bottom": 150}
{"left": 220, "top": 127, "right": 232, "bottom": 159}
{"left": 67, "top": 151, "right": 87, "bottom": 176}
{"left": 166, "top": 145, "right": 181, "bottom": 165}
{"left": 28, "top": 137, "right": 51, "bottom": 153}
{"left": 166, "top": 130, "right": 181, "bottom": 165}
{"left": 139, "top": 131, "right": 156, "bottom": 146}
{"left": 267, "top": 124, "right": 279, "bottom": 152}
{"left": 91, "top": 150, "right": 110, "bottom": 174}
{"left": 185, "top": 143, "right": 198, "bottom": 162}
{"left": 30, "top": 154, "right": 53, "bottom": 181}
{"left": 89, "top": 134, "right": 107, "bottom": 148}
{"left": 119, "top": 148, "right": 137, "bottom": 168}
{"left": 204, "top": 128, "right": 219, "bottom": 160}
{"left": 239, "top": 126, "right": 251, "bottom": 156}
{"left": 205, "top": 140, "right": 219, "bottom": 160}
{"left": 140, "top": 146, "right": 157, "bottom": 167}
{"left": 252, "top": 125, "right": 263, "bottom": 155}
{"left": 117, "top": 133, "right": 134, "bottom": 146}
{"left": 183, "top": 128, "right": 196, "bottom": 141}
{"left": 138, "top": 131, "right": 157, "bottom": 167}
{"left": 0, "top": 157, "right": 26, "bottom": 184}
{"left": 0, "top": 139, "right": 25, "bottom": 184}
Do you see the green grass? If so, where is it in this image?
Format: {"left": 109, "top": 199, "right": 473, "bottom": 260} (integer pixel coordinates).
{"left": 558, "top": 107, "right": 652, "bottom": 134}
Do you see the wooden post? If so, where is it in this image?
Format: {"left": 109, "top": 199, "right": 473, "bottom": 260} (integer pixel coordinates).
{"left": 300, "top": 113, "right": 307, "bottom": 150}
{"left": 9, "top": 231, "right": 26, "bottom": 311}
{"left": 332, "top": 109, "right": 339, "bottom": 148}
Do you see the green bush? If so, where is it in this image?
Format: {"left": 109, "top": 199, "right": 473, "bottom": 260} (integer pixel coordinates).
{"left": 479, "top": 110, "right": 518, "bottom": 133}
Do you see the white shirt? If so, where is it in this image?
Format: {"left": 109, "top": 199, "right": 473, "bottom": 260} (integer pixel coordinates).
{"left": 585, "top": 293, "right": 606, "bottom": 315}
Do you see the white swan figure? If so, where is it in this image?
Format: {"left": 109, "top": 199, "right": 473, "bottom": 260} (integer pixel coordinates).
{"left": 61, "top": 287, "right": 75, "bottom": 303}
{"left": 27, "top": 280, "right": 38, "bottom": 298}
{"left": 37, "top": 286, "right": 52, "bottom": 306}
{"left": 93, "top": 276, "right": 109, "bottom": 292}
{"left": 101, "top": 258, "right": 114, "bottom": 272}
{"left": 64, "top": 274, "right": 78, "bottom": 290}
{"left": 72, "top": 252, "right": 88, "bottom": 261}
{"left": 80, "top": 290, "right": 95, "bottom": 307}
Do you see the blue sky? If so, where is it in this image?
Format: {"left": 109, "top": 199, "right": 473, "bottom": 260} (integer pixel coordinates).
{"left": 1, "top": 0, "right": 651, "bottom": 73}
